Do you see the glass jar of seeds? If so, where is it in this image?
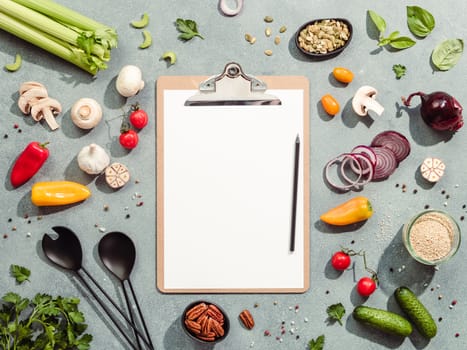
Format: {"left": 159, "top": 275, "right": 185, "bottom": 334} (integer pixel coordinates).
{"left": 402, "top": 210, "right": 461, "bottom": 265}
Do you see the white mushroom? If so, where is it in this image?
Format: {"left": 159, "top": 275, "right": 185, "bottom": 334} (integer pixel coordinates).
{"left": 71, "top": 98, "right": 103, "bottom": 129}
{"left": 77, "top": 143, "right": 110, "bottom": 175}
{"left": 29, "top": 97, "right": 62, "bottom": 130}
{"left": 116, "top": 65, "right": 145, "bottom": 97}
{"left": 352, "top": 85, "right": 384, "bottom": 117}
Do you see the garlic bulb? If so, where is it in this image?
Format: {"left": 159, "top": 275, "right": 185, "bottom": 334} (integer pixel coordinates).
{"left": 116, "top": 65, "right": 145, "bottom": 97}
{"left": 77, "top": 144, "right": 110, "bottom": 175}
{"left": 71, "top": 98, "right": 102, "bottom": 129}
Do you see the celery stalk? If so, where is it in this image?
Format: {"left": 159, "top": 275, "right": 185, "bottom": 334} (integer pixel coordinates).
{"left": 0, "top": 12, "right": 103, "bottom": 74}
{"left": 0, "top": 0, "right": 117, "bottom": 75}
{"left": 12, "top": 0, "right": 117, "bottom": 49}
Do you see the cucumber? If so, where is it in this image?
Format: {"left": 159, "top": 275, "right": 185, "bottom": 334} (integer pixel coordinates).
{"left": 394, "top": 286, "right": 437, "bottom": 339}
{"left": 353, "top": 305, "right": 413, "bottom": 337}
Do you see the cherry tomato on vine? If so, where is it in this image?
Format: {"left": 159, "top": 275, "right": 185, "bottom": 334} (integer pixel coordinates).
{"left": 119, "top": 129, "right": 139, "bottom": 149}
{"left": 331, "top": 251, "right": 351, "bottom": 271}
{"left": 129, "top": 105, "right": 148, "bottom": 129}
{"left": 321, "top": 94, "right": 340, "bottom": 116}
{"left": 332, "top": 67, "right": 354, "bottom": 84}
{"left": 357, "top": 276, "right": 377, "bottom": 297}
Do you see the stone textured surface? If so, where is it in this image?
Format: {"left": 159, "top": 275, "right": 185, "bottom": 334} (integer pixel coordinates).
{"left": 1, "top": 0, "right": 466, "bottom": 349}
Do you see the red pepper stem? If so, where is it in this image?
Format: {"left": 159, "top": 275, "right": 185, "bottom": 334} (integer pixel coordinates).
{"left": 39, "top": 141, "right": 50, "bottom": 149}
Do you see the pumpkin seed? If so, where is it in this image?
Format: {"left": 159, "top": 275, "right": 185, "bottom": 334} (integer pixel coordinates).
{"left": 264, "top": 49, "right": 273, "bottom": 56}
{"left": 265, "top": 27, "right": 272, "bottom": 37}
{"left": 279, "top": 26, "right": 287, "bottom": 33}
{"left": 264, "top": 16, "right": 274, "bottom": 23}
{"left": 274, "top": 36, "right": 281, "bottom": 45}
{"left": 245, "top": 33, "right": 253, "bottom": 42}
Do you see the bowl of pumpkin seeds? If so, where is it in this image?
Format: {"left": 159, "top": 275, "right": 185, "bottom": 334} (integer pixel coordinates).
{"left": 295, "top": 18, "right": 352, "bottom": 59}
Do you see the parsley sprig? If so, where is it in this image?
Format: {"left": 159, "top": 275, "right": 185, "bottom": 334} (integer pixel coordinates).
{"left": 175, "top": 18, "right": 204, "bottom": 41}
{"left": 10, "top": 265, "right": 30, "bottom": 284}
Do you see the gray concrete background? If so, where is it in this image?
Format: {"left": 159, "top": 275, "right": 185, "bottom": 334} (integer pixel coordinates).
{"left": 1, "top": 0, "right": 466, "bottom": 349}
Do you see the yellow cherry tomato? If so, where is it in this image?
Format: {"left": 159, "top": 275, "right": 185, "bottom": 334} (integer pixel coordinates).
{"left": 321, "top": 94, "right": 340, "bottom": 116}
{"left": 332, "top": 67, "right": 354, "bottom": 83}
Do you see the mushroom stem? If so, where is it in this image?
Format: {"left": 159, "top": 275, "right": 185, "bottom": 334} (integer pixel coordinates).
{"left": 43, "top": 109, "right": 60, "bottom": 130}
{"left": 363, "top": 97, "right": 384, "bottom": 116}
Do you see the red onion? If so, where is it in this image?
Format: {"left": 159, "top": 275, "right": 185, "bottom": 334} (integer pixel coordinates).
{"left": 402, "top": 91, "right": 464, "bottom": 131}
{"left": 371, "top": 146, "right": 398, "bottom": 180}
{"left": 370, "top": 131, "right": 410, "bottom": 163}
{"left": 325, "top": 153, "right": 374, "bottom": 191}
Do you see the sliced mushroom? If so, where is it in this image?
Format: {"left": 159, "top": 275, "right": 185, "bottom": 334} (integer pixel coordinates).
{"left": 352, "top": 85, "right": 384, "bottom": 117}
{"left": 19, "top": 81, "right": 46, "bottom": 95}
{"left": 30, "top": 97, "right": 62, "bottom": 130}
{"left": 18, "top": 86, "right": 48, "bottom": 114}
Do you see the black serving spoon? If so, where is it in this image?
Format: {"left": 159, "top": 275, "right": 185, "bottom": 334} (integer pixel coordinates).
{"left": 98, "top": 232, "right": 153, "bottom": 350}
{"left": 41, "top": 226, "right": 154, "bottom": 350}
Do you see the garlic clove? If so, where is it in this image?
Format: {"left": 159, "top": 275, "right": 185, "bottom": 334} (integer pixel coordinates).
{"left": 77, "top": 143, "right": 110, "bottom": 175}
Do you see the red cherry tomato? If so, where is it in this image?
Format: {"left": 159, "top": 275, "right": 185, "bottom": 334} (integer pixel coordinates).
{"left": 331, "top": 251, "right": 351, "bottom": 270}
{"left": 119, "top": 129, "right": 139, "bottom": 149}
{"left": 129, "top": 108, "right": 148, "bottom": 129}
{"left": 357, "top": 276, "right": 377, "bottom": 297}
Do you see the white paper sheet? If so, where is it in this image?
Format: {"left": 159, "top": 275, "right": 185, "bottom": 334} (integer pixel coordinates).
{"left": 162, "top": 89, "right": 305, "bottom": 290}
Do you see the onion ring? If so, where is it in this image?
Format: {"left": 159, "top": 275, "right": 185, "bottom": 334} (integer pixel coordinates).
{"left": 341, "top": 153, "right": 375, "bottom": 188}
{"left": 325, "top": 153, "right": 363, "bottom": 191}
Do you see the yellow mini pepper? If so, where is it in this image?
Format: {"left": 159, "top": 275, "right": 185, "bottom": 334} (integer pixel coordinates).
{"left": 320, "top": 196, "right": 373, "bottom": 226}
{"left": 31, "top": 181, "right": 91, "bottom": 206}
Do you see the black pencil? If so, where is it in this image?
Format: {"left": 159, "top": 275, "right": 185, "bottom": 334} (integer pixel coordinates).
{"left": 290, "top": 134, "right": 300, "bottom": 252}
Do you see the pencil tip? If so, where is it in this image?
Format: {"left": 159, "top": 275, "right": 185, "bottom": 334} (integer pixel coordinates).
{"left": 295, "top": 134, "right": 300, "bottom": 142}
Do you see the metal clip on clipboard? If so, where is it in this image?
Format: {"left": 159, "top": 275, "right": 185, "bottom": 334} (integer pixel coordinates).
{"left": 185, "top": 62, "right": 282, "bottom": 106}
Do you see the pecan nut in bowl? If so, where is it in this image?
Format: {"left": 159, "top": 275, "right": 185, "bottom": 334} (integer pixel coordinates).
{"left": 239, "top": 309, "right": 255, "bottom": 330}
{"left": 182, "top": 301, "right": 230, "bottom": 344}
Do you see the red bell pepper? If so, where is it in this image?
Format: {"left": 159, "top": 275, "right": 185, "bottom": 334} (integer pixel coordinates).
{"left": 11, "top": 142, "right": 49, "bottom": 187}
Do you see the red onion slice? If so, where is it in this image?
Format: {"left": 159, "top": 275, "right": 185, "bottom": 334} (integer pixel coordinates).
{"left": 370, "top": 130, "right": 411, "bottom": 163}
{"left": 351, "top": 145, "right": 377, "bottom": 166}
{"left": 371, "top": 146, "right": 398, "bottom": 180}
{"left": 325, "top": 153, "right": 363, "bottom": 191}
{"left": 341, "top": 153, "right": 374, "bottom": 188}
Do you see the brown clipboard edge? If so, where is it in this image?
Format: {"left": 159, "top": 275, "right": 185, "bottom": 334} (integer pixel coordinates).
{"left": 156, "top": 75, "right": 310, "bottom": 294}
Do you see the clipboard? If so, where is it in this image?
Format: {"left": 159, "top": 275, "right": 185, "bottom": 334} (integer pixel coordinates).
{"left": 156, "top": 63, "right": 310, "bottom": 293}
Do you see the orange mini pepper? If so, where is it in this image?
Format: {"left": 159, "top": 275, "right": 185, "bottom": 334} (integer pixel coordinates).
{"left": 31, "top": 181, "right": 91, "bottom": 206}
{"left": 320, "top": 196, "right": 373, "bottom": 226}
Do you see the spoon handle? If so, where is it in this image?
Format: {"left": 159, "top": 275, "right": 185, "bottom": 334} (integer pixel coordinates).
{"left": 80, "top": 268, "right": 154, "bottom": 349}
{"left": 122, "top": 282, "right": 142, "bottom": 350}
{"left": 128, "top": 279, "right": 154, "bottom": 349}
{"left": 76, "top": 272, "right": 139, "bottom": 350}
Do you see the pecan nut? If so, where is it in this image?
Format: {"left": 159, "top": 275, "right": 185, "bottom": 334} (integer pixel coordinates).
{"left": 207, "top": 304, "right": 224, "bottom": 324}
{"left": 184, "top": 302, "right": 227, "bottom": 342}
{"left": 239, "top": 309, "right": 255, "bottom": 330}
{"left": 184, "top": 319, "right": 201, "bottom": 334}
{"left": 186, "top": 302, "right": 208, "bottom": 320}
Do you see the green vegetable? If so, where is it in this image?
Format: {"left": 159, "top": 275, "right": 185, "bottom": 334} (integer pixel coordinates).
{"left": 394, "top": 286, "right": 437, "bottom": 339}
{"left": 0, "top": 292, "right": 92, "bottom": 349}
{"left": 326, "top": 303, "right": 345, "bottom": 326}
{"left": 353, "top": 305, "right": 413, "bottom": 337}
{"left": 131, "top": 13, "right": 149, "bottom": 28}
{"left": 9, "top": 264, "right": 30, "bottom": 284}
{"left": 407, "top": 6, "right": 435, "bottom": 38}
{"left": 431, "top": 39, "right": 464, "bottom": 71}
{"left": 368, "top": 10, "right": 415, "bottom": 50}
{"left": 393, "top": 64, "right": 407, "bottom": 79}
{"left": 161, "top": 51, "right": 177, "bottom": 65}
{"left": 308, "top": 334, "right": 325, "bottom": 350}
{"left": 0, "top": 0, "right": 118, "bottom": 75}
{"left": 175, "top": 18, "right": 204, "bottom": 41}
{"left": 139, "top": 29, "right": 152, "bottom": 49}
{"left": 4, "top": 53, "right": 22, "bottom": 71}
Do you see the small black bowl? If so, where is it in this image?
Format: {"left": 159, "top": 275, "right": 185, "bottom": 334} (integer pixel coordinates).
{"left": 295, "top": 18, "right": 353, "bottom": 60}
{"left": 181, "top": 300, "right": 230, "bottom": 344}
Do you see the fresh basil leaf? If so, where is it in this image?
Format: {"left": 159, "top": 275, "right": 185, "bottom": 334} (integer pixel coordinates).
{"left": 308, "top": 335, "right": 325, "bottom": 350}
{"left": 432, "top": 39, "right": 464, "bottom": 71}
{"left": 389, "top": 36, "right": 416, "bottom": 49}
{"left": 378, "top": 38, "right": 392, "bottom": 47}
{"left": 388, "top": 31, "right": 400, "bottom": 40}
{"left": 407, "top": 6, "right": 435, "bottom": 38}
{"left": 368, "top": 10, "right": 386, "bottom": 34}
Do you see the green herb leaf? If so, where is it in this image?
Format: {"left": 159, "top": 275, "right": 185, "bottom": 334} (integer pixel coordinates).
{"left": 392, "top": 64, "right": 407, "bottom": 79}
{"left": 407, "top": 6, "right": 435, "bottom": 38}
{"left": 432, "top": 39, "right": 464, "bottom": 71}
{"left": 388, "top": 31, "right": 401, "bottom": 40}
{"left": 326, "top": 303, "right": 346, "bottom": 325}
{"left": 175, "top": 18, "right": 204, "bottom": 41}
{"left": 368, "top": 10, "right": 386, "bottom": 34}
{"left": 10, "top": 264, "right": 30, "bottom": 284}
{"left": 308, "top": 334, "right": 325, "bottom": 350}
{"left": 389, "top": 36, "right": 416, "bottom": 49}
